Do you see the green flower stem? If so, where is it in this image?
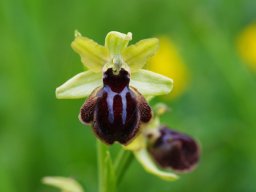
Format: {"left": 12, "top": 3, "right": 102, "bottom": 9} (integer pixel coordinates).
{"left": 114, "top": 149, "right": 134, "bottom": 184}
{"left": 97, "top": 140, "right": 110, "bottom": 192}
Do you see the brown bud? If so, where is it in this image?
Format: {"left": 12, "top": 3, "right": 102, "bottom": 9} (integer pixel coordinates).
{"left": 148, "top": 127, "right": 199, "bottom": 172}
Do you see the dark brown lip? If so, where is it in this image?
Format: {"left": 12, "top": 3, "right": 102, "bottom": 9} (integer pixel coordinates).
{"left": 79, "top": 68, "right": 152, "bottom": 145}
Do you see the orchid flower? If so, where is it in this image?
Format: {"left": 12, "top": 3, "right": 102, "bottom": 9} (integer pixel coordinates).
{"left": 56, "top": 31, "right": 173, "bottom": 145}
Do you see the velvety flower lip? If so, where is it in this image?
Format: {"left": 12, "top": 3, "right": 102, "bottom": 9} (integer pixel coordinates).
{"left": 79, "top": 68, "right": 152, "bottom": 145}
{"left": 148, "top": 126, "right": 200, "bottom": 172}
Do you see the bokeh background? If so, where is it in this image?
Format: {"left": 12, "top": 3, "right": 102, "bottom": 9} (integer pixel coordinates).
{"left": 1, "top": 0, "right": 256, "bottom": 191}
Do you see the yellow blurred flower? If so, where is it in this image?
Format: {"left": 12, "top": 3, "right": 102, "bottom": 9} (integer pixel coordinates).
{"left": 146, "top": 36, "right": 188, "bottom": 99}
{"left": 237, "top": 23, "right": 256, "bottom": 71}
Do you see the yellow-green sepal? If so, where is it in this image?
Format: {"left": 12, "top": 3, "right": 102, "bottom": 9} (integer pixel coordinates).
{"left": 130, "top": 69, "right": 173, "bottom": 97}
{"left": 56, "top": 70, "right": 102, "bottom": 99}
{"left": 105, "top": 31, "right": 132, "bottom": 56}
{"left": 134, "top": 149, "right": 178, "bottom": 181}
{"left": 42, "top": 176, "right": 84, "bottom": 192}
{"left": 123, "top": 38, "right": 159, "bottom": 72}
{"left": 123, "top": 133, "right": 146, "bottom": 151}
{"left": 71, "top": 31, "right": 109, "bottom": 72}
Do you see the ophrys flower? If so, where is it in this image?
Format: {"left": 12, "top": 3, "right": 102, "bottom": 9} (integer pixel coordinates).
{"left": 56, "top": 31, "right": 173, "bottom": 145}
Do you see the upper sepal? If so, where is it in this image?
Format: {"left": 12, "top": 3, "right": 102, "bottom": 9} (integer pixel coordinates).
{"left": 105, "top": 31, "right": 132, "bottom": 55}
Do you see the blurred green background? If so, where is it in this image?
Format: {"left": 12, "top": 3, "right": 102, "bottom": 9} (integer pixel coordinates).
{"left": 1, "top": 0, "right": 256, "bottom": 191}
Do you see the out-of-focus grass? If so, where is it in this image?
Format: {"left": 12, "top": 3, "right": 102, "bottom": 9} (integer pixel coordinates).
{"left": 0, "top": 0, "right": 256, "bottom": 191}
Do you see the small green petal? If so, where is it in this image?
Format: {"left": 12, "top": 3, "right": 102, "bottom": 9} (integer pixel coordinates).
{"left": 105, "top": 31, "right": 132, "bottom": 55}
{"left": 130, "top": 69, "right": 173, "bottom": 96}
{"left": 71, "top": 31, "right": 109, "bottom": 72}
{"left": 42, "top": 176, "right": 84, "bottom": 192}
{"left": 134, "top": 149, "right": 178, "bottom": 181}
{"left": 123, "top": 38, "right": 159, "bottom": 72}
{"left": 56, "top": 70, "right": 102, "bottom": 99}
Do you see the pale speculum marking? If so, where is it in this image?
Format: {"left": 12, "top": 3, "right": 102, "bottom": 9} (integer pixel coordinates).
{"left": 104, "top": 85, "right": 129, "bottom": 125}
